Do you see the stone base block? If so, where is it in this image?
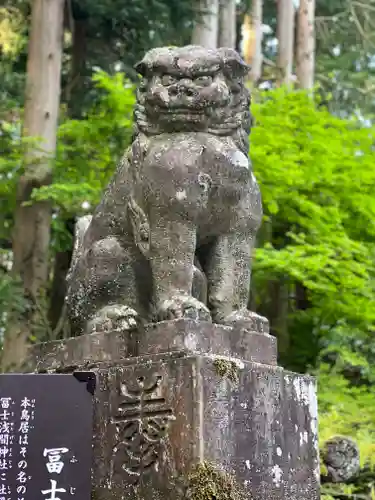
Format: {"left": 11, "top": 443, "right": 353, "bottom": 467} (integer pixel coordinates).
{"left": 24, "top": 319, "right": 277, "bottom": 372}
{"left": 23, "top": 320, "right": 319, "bottom": 499}
{"left": 92, "top": 354, "right": 319, "bottom": 500}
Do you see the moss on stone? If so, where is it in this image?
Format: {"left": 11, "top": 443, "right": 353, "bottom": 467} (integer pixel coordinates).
{"left": 213, "top": 358, "right": 239, "bottom": 384}
{"left": 186, "top": 461, "right": 247, "bottom": 500}
{"left": 320, "top": 459, "right": 328, "bottom": 477}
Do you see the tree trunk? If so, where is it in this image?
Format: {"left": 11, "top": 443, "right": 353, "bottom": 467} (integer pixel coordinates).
{"left": 65, "top": 18, "right": 87, "bottom": 115}
{"left": 2, "top": 0, "right": 64, "bottom": 371}
{"left": 273, "top": 278, "right": 290, "bottom": 365}
{"left": 47, "top": 221, "right": 74, "bottom": 334}
{"left": 296, "top": 0, "right": 316, "bottom": 89}
{"left": 277, "top": 0, "right": 295, "bottom": 85}
{"left": 48, "top": 18, "right": 88, "bottom": 333}
{"left": 218, "top": 0, "right": 236, "bottom": 48}
{"left": 240, "top": 14, "right": 254, "bottom": 66}
{"left": 192, "top": 0, "right": 219, "bottom": 49}
{"left": 295, "top": 281, "right": 310, "bottom": 310}
{"left": 249, "top": 0, "right": 263, "bottom": 83}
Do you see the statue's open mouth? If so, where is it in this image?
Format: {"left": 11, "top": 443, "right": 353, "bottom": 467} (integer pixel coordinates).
{"left": 151, "top": 106, "right": 207, "bottom": 115}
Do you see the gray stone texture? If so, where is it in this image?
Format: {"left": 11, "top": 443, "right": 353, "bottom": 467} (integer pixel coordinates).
{"left": 24, "top": 319, "right": 276, "bottom": 372}
{"left": 65, "top": 45, "right": 268, "bottom": 337}
{"left": 46, "top": 45, "right": 321, "bottom": 500}
{"left": 24, "top": 321, "right": 320, "bottom": 500}
{"left": 322, "top": 436, "right": 360, "bottom": 483}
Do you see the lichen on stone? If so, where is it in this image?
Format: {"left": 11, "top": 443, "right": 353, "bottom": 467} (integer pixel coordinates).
{"left": 213, "top": 358, "right": 239, "bottom": 384}
{"left": 186, "top": 461, "right": 247, "bottom": 500}
{"left": 321, "top": 435, "right": 360, "bottom": 483}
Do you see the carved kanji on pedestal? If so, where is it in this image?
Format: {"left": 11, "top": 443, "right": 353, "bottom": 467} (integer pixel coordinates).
{"left": 110, "top": 374, "right": 174, "bottom": 484}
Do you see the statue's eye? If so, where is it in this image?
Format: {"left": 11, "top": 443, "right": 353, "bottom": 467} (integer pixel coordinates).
{"left": 231, "top": 77, "right": 242, "bottom": 87}
{"left": 162, "top": 75, "right": 177, "bottom": 86}
{"left": 194, "top": 75, "right": 213, "bottom": 86}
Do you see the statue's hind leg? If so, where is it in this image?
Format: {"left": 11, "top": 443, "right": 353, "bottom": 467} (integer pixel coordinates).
{"left": 66, "top": 236, "right": 144, "bottom": 335}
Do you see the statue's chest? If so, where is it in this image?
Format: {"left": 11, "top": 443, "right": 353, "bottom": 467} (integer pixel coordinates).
{"left": 203, "top": 147, "right": 252, "bottom": 201}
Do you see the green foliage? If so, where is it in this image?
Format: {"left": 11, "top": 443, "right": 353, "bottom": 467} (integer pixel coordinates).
{"left": 0, "top": 6, "right": 26, "bottom": 56}
{"left": 0, "top": 3, "right": 27, "bottom": 107}
{"left": 250, "top": 88, "right": 375, "bottom": 481}
{"left": 0, "top": 265, "right": 27, "bottom": 339}
{"left": 35, "top": 71, "right": 134, "bottom": 211}
{"left": 321, "top": 483, "right": 357, "bottom": 499}
{"left": 72, "top": 0, "right": 199, "bottom": 57}
{"left": 251, "top": 88, "right": 375, "bottom": 361}
{"left": 0, "top": 115, "right": 22, "bottom": 242}
{"left": 318, "top": 363, "right": 375, "bottom": 468}
{"left": 63, "top": 0, "right": 202, "bottom": 115}
{"left": 321, "top": 482, "right": 375, "bottom": 499}
{"left": 33, "top": 71, "right": 135, "bottom": 251}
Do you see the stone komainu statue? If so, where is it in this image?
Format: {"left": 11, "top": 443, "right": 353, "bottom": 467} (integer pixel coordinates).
{"left": 65, "top": 45, "right": 268, "bottom": 335}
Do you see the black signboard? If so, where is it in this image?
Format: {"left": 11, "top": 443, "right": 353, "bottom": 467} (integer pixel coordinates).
{"left": 0, "top": 373, "right": 95, "bottom": 500}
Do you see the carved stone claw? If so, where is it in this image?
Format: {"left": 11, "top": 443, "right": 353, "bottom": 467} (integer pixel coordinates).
{"left": 157, "top": 295, "right": 211, "bottom": 322}
{"left": 86, "top": 305, "right": 138, "bottom": 334}
{"left": 223, "top": 308, "right": 269, "bottom": 334}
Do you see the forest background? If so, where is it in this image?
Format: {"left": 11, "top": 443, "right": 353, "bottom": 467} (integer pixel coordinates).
{"left": 1, "top": 0, "right": 375, "bottom": 497}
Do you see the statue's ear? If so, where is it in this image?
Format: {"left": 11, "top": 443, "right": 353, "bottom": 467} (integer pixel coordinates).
{"left": 218, "top": 48, "right": 250, "bottom": 77}
{"left": 134, "top": 60, "right": 148, "bottom": 76}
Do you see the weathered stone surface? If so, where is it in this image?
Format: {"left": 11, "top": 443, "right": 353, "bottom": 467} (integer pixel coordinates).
{"left": 94, "top": 355, "right": 319, "bottom": 500}
{"left": 24, "top": 321, "right": 319, "bottom": 500}
{"left": 23, "top": 319, "right": 276, "bottom": 373}
{"left": 25, "top": 44, "right": 320, "bottom": 499}
{"left": 65, "top": 45, "right": 268, "bottom": 337}
{"left": 322, "top": 436, "right": 360, "bottom": 483}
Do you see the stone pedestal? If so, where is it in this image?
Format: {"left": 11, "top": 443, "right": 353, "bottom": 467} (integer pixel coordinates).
{"left": 24, "top": 320, "right": 320, "bottom": 500}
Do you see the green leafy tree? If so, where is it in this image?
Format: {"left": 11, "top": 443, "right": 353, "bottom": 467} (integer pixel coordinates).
{"left": 251, "top": 88, "right": 375, "bottom": 368}
{"left": 250, "top": 88, "right": 375, "bottom": 493}
{"left": 64, "top": 0, "right": 202, "bottom": 116}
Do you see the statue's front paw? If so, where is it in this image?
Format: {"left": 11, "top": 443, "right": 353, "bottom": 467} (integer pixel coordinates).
{"left": 223, "top": 309, "right": 269, "bottom": 334}
{"left": 86, "top": 305, "right": 138, "bottom": 334}
{"left": 157, "top": 295, "right": 211, "bottom": 322}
